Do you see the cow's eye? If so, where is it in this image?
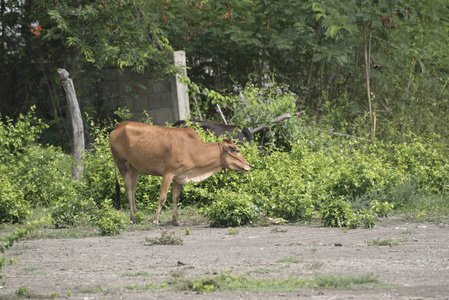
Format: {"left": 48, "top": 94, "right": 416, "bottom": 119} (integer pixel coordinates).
{"left": 236, "top": 149, "right": 240, "bottom": 153}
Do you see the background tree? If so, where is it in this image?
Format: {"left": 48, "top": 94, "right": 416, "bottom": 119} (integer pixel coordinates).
{"left": 154, "top": 0, "right": 449, "bottom": 141}
{"left": 1, "top": 0, "right": 449, "bottom": 144}
{"left": 1, "top": 0, "right": 177, "bottom": 147}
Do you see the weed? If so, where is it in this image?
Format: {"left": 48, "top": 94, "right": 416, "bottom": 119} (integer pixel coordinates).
{"left": 27, "top": 228, "right": 98, "bottom": 239}
{"left": 125, "top": 285, "right": 138, "bottom": 290}
{"left": 309, "top": 261, "right": 324, "bottom": 269}
{"left": 122, "top": 271, "right": 155, "bottom": 277}
{"left": 170, "top": 270, "right": 186, "bottom": 278}
{"left": 366, "top": 238, "right": 408, "bottom": 246}
{"left": 250, "top": 268, "right": 283, "bottom": 274}
{"left": 185, "top": 227, "right": 192, "bottom": 235}
{"left": 169, "top": 270, "right": 383, "bottom": 293}
{"left": 15, "top": 287, "right": 30, "bottom": 296}
{"left": 271, "top": 227, "right": 288, "bottom": 233}
{"left": 144, "top": 230, "right": 183, "bottom": 246}
{"left": 21, "top": 266, "right": 46, "bottom": 276}
{"left": 228, "top": 227, "right": 239, "bottom": 235}
{"left": 400, "top": 229, "right": 415, "bottom": 235}
{"left": 133, "top": 212, "right": 144, "bottom": 224}
{"left": 73, "top": 286, "right": 109, "bottom": 294}
{"left": 276, "top": 256, "right": 304, "bottom": 264}
{"left": 314, "top": 273, "right": 380, "bottom": 289}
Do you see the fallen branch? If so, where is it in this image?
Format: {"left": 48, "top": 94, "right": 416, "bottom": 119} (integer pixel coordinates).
{"left": 252, "top": 113, "right": 291, "bottom": 134}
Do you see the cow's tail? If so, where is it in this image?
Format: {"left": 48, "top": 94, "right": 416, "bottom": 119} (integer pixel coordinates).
{"left": 112, "top": 156, "right": 121, "bottom": 210}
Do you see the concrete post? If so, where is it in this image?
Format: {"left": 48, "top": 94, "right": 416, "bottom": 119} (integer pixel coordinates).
{"left": 171, "top": 51, "right": 190, "bottom": 122}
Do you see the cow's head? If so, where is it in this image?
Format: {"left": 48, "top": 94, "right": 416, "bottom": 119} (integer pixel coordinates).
{"left": 220, "top": 138, "right": 251, "bottom": 173}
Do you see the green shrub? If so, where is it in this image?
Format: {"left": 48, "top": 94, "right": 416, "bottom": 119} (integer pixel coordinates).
{"left": 357, "top": 209, "right": 376, "bottom": 228}
{"left": 200, "top": 190, "right": 259, "bottom": 227}
{"left": 0, "top": 106, "right": 48, "bottom": 162}
{"left": 230, "top": 80, "right": 301, "bottom": 150}
{"left": 370, "top": 200, "right": 394, "bottom": 217}
{"left": 82, "top": 120, "right": 117, "bottom": 207}
{"left": 320, "top": 196, "right": 359, "bottom": 228}
{"left": 94, "top": 205, "right": 128, "bottom": 235}
{"left": 0, "top": 166, "right": 31, "bottom": 223}
{"left": 51, "top": 194, "right": 96, "bottom": 228}
{"left": 14, "top": 145, "right": 76, "bottom": 207}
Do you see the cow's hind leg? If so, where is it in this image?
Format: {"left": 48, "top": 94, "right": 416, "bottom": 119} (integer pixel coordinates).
{"left": 152, "top": 174, "right": 174, "bottom": 226}
{"left": 118, "top": 161, "right": 139, "bottom": 223}
{"left": 130, "top": 170, "right": 139, "bottom": 215}
{"left": 172, "top": 182, "right": 182, "bottom": 226}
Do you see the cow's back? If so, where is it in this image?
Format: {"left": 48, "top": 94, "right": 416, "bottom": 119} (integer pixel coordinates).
{"left": 174, "top": 120, "right": 253, "bottom": 143}
{"left": 109, "top": 122, "right": 201, "bottom": 176}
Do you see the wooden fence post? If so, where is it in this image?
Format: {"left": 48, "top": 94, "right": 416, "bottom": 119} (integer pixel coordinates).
{"left": 57, "top": 68, "right": 84, "bottom": 181}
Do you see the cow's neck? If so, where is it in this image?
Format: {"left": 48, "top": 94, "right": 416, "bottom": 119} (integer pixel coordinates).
{"left": 179, "top": 142, "right": 223, "bottom": 184}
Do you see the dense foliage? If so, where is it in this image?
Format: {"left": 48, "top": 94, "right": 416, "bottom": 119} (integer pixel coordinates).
{"left": 2, "top": 0, "right": 449, "bottom": 145}
{"left": 154, "top": 0, "right": 449, "bottom": 142}
{"left": 1, "top": 0, "right": 449, "bottom": 230}
{"left": 1, "top": 92, "right": 448, "bottom": 230}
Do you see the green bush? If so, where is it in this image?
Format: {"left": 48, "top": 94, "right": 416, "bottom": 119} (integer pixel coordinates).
{"left": 230, "top": 80, "right": 301, "bottom": 150}
{"left": 320, "top": 196, "right": 359, "bottom": 228}
{"left": 246, "top": 150, "right": 314, "bottom": 221}
{"left": 82, "top": 120, "right": 117, "bottom": 207}
{"left": 370, "top": 200, "right": 394, "bottom": 218}
{"left": 51, "top": 194, "right": 96, "bottom": 228}
{"left": 200, "top": 190, "right": 259, "bottom": 227}
{"left": 0, "top": 106, "right": 48, "bottom": 162}
{"left": 94, "top": 205, "right": 128, "bottom": 235}
{"left": 0, "top": 166, "right": 31, "bottom": 223}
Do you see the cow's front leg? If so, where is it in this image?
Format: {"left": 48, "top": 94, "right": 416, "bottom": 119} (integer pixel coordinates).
{"left": 172, "top": 182, "right": 183, "bottom": 226}
{"left": 152, "top": 175, "right": 173, "bottom": 226}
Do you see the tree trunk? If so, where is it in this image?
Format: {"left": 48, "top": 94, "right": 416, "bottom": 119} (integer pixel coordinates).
{"left": 259, "top": 5, "right": 271, "bottom": 87}
{"left": 57, "top": 69, "right": 84, "bottom": 181}
{"left": 363, "top": 21, "right": 375, "bottom": 138}
{"left": 302, "top": 17, "right": 323, "bottom": 105}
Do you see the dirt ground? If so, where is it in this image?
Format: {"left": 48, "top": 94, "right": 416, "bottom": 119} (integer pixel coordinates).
{"left": 1, "top": 221, "right": 449, "bottom": 300}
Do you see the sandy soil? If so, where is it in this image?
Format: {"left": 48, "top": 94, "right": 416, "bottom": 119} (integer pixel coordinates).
{"left": 1, "top": 221, "right": 449, "bottom": 299}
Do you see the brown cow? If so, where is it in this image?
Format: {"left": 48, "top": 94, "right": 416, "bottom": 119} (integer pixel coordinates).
{"left": 109, "top": 122, "right": 251, "bottom": 226}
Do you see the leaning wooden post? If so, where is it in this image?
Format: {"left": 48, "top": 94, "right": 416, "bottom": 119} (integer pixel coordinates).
{"left": 57, "top": 68, "right": 84, "bottom": 181}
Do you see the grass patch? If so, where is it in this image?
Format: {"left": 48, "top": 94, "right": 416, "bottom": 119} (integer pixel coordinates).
{"left": 0, "top": 287, "right": 49, "bottom": 299}
{"left": 20, "top": 266, "right": 46, "bottom": 276}
{"left": 228, "top": 227, "right": 239, "bottom": 235}
{"left": 309, "top": 261, "right": 324, "bottom": 269}
{"left": 314, "top": 273, "right": 380, "bottom": 289}
{"left": 271, "top": 227, "right": 288, "bottom": 233}
{"left": 26, "top": 228, "right": 99, "bottom": 239}
{"left": 250, "top": 267, "right": 284, "bottom": 274}
{"left": 152, "top": 207, "right": 209, "bottom": 226}
{"left": 72, "top": 286, "right": 112, "bottom": 294}
{"left": 121, "top": 271, "right": 155, "bottom": 277}
{"left": 366, "top": 238, "right": 409, "bottom": 246}
{"left": 168, "top": 270, "right": 383, "bottom": 293}
{"left": 276, "top": 256, "right": 304, "bottom": 264}
{"left": 144, "top": 230, "right": 183, "bottom": 246}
